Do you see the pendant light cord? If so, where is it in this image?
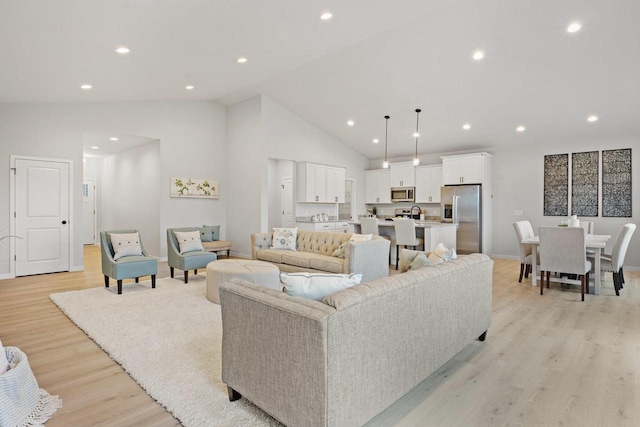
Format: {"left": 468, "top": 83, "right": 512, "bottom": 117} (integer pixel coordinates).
{"left": 414, "top": 108, "right": 421, "bottom": 161}
{"left": 384, "top": 115, "right": 390, "bottom": 165}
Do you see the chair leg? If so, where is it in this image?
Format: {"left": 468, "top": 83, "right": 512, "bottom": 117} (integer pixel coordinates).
{"left": 546, "top": 271, "right": 550, "bottom": 288}
{"left": 194, "top": 269, "right": 198, "bottom": 275}
{"left": 396, "top": 245, "right": 400, "bottom": 270}
{"left": 104, "top": 275, "right": 109, "bottom": 288}
{"left": 613, "top": 272, "right": 620, "bottom": 296}
{"left": 151, "top": 275, "right": 156, "bottom": 289}
{"left": 585, "top": 272, "right": 589, "bottom": 294}
{"left": 135, "top": 277, "right": 139, "bottom": 283}
{"left": 540, "top": 271, "right": 544, "bottom": 295}
{"left": 170, "top": 267, "right": 174, "bottom": 278}
{"left": 519, "top": 263, "right": 525, "bottom": 282}
{"left": 524, "top": 263, "right": 531, "bottom": 279}
{"left": 117, "top": 280, "right": 123, "bottom": 295}
{"left": 227, "top": 250, "right": 231, "bottom": 258}
{"left": 620, "top": 268, "right": 625, "bottom": 288}
{"left": 184, "top": 270, "right": 189, "bottom": 284}
{"left": 580, "top": 275, "right": 585, "bottom": 301}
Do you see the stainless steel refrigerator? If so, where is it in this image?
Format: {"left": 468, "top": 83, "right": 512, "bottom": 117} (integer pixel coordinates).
{"left": 440, "top": 185, "right": 482, "bottom": 254}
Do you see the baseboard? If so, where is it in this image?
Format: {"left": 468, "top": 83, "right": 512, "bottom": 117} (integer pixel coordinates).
{"left": 70, "top": 265, "right": 83, "bottom": 272}
{"left": 230, "top": 251, "right": 250, "bottom": 259}
{"left": 0, "top": 273, "right": 14, "bottom": 280}
{"left": 490, "top": 254, "right": 520, "bottom": 260}
{"left": 158, "top": 256, "right": 168, "bottom": 263}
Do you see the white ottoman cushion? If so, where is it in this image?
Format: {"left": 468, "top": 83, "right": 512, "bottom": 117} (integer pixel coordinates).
{"left": 206, "top": 259, "right": 280, "bottom": 304}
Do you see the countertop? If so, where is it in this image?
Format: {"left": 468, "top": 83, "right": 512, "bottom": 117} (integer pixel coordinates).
{"left": 295, "top": 219, "right": 350, "bottom": 224}
{"left": 351, "top": 219, "right": 455, "bottom": 228}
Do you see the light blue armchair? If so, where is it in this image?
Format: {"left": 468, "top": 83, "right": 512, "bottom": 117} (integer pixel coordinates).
{"left": 167, "top": 227, "right": 217, "bottom": 283}
{"left": 100, "top": 230, "right": 158, "bottom": 294}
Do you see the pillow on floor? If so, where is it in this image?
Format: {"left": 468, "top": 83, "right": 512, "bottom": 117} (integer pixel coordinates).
{"left": 109, "top": 232, "right": 143, "bottom": 260}
{"left": 428, "top": 242, "right": 457, "bottom": 265}
{"left": 272, "top": 227, "right": 297, "bottom": 250}
{"left": 173, "top": 230, "right": 204, "bottom": 254}
{"left": 281, "top": 272, "right": 363, "bottom": 301}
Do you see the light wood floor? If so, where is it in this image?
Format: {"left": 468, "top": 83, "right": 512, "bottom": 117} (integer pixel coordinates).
{"left": 0, "top": 247, "right": 638, "bottom": 426}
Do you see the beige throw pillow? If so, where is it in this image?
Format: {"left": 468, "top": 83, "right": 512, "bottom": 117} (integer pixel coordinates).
{"left": 109, "top": 232, "right": 143, "bottom": 260}
{"left": 272, "top": 227, "right": 297, "bottom": 250}
{"left": 409, "top": 252, "right": 433, "bottom": 270}
{"left": 174, "top": 230, "right": 204, "bottom": 254}
{"left": 428, "top": 242, "right": 457, "bottom": 265}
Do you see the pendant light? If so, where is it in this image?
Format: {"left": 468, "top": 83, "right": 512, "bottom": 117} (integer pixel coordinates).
{"left": 413, "top": 108, "right": 421, "bottom": 166}
{"left": 383, "top": 115, "right": 390, "bottom": 169}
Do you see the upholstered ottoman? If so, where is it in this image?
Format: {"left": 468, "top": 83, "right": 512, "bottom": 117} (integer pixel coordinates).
{"left": 206, "top": 259, "right": 280, "bottom": 304}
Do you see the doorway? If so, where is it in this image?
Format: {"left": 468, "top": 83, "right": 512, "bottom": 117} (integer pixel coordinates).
{"left": 281, "top": 177, "right": 294, "bottom": 227}
{"left": 11, "top": 156, "right": 72, "bottom": 277}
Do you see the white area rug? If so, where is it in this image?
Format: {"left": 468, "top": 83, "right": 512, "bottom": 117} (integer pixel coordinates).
{"left": 50, "top": 278, "right": 280, "bottom": 427}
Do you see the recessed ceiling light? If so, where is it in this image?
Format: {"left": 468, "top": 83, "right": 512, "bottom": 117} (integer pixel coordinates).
{"left": 115, "top": 46, "right": 130, "bottom": 54}
{"left": 80, "top": 84, "right": 92, "bottom": 90}
{"left": 91, "top": 146, "right": 99, "bottom": 150}
{"left": 109, "top": 137, "right": 119, "bottom": 141}
{"left": 587, "top": 115, "right": 598, "bottom": 122}
{"left": 463, "top": 123, "right": 471, "bottom": 130}
{"left": 516, "top": 126, "right": 526, "bottom": 132}
{"left": 347, "top": 120, "right": 355, "bottom": 126}
{"left": 372, "top": 138, "right": 379, "bottom": 144}
{"left": 185, "top": 85, "right": 194, "bottom": 90}
{"left": 320, "top": 12, "right": 333, "bottom": 21}
{"left": 237, "top": 57, "right": 248, "bottom": 64}
{"left": 567, "top": 22, "right": 582, "bottom": 33}
{"left": 472, "top": 50, "right": 484, "bottom": 60}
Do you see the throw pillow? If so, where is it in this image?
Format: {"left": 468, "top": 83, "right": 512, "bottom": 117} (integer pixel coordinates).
{"left": 0, "top": 337, "right": 9, "bottom": 374}
{"left": 197, "top": 226, "right": 214, "bottom": 242}
{"left": 428, "top": 242, "right": 457, "bottom": 265}
{"left": 109, "top": 232, "right": 143, "bottom": 260}
{"left": 409, "top": 252, "right": 433, "bottom": 270}
{"left": 173, "top": 230, "right": 204, "bottom": 254}
{"left": 271, "top": 227, "right": 297, "bottom": 250}
{"left": 281, "top": 272, "right": 363, "bottom": 301}
{"left": 332, "top": 241, "right": 349, "bottom": 258}
{"left": 204, "top": 224, "right": 221, "bottom": 241}
{"left": 350, "top": 233, "right": 373, "bottom": 242}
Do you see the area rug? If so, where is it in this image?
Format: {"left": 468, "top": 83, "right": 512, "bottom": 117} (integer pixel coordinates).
{"left": 49, "top": 278, "right": 280, "bottom": 427}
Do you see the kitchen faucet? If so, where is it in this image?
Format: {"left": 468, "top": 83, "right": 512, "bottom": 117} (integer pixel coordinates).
{"left": 410, "top": 205, "right": 421, "bottom": 219}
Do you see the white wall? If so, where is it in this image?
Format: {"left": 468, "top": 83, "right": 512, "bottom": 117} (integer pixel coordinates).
{"left": 100, "top": 142, "right": 161, "bottom": 255}
{"left": 226, "top": 95, "right": 370, "bottom": 258}
{"left": 0, "top": 101, "right": 225, "bottom": 276}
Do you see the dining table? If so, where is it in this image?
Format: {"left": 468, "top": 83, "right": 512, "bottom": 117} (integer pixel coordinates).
{"left": 522, "top": 233, "right": 611, "bottom": 295}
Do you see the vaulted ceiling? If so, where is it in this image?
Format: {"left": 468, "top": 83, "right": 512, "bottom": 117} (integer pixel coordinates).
{"left": 2, "top": 0, "right": 638, "bottom": 159}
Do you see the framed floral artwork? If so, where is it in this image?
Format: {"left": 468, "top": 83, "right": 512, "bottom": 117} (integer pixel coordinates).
{"left": 170, "top": 177, "right": 219, "bottom": 199}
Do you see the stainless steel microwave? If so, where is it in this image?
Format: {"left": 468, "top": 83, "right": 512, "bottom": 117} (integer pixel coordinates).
{"left": 390, "top": 187, "right": 415, "bottom": 202}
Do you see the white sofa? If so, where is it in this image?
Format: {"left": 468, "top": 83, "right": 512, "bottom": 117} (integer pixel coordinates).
{"left": 219, "top": 251, "right": 493, "bottom": 426}
{"left": 251, "top": 230, "right": 391, "bottom": 282}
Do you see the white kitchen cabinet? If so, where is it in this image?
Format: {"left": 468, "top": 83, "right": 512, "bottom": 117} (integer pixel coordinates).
{"left": 389, "top": 161, "right": 415, "bottom": 187}
{"left": 415, "top": 165, "right": 442, "bottom": 203}
{"left": 365, "top": 169, "right": 391, "bottom": 204}
{"left": 441, "top": 153, "right": 491, "bottom": 185}
{"left": 297, "top": 162, "right": 345, "bottom": 203}
{"left": 297, "top": 221, "right": 350, "bottom": 233}
{"left": 326, "top": 166, "right": 346, "bottom": 203}
{"left": 423, "top": 224, "right": 457, "bottom": 252}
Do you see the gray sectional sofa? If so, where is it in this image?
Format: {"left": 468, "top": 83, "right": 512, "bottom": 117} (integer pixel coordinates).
{"left": 218, "top": 251, "right": 493, "bottom": 427}
{"left": 251, "top": 230, "right": 391, "bottom": 282}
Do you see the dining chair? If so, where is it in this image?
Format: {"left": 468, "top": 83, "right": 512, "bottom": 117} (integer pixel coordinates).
{"left": 101, "top": 230, "right": 158, "bottom": 295}
{"left": 512, "top": 220, "right": 537, "bottom": 282}
{"left": 580, "top": 221, "right": 594, "bottom": 234}
{"left": 538, "top": 226, "right": 591, "bottom": 301}
{"left": 393, "top": 218, "right": 424, "bottom": 270}
{"left": 588, "top": 223, "right": 636, "bottom": 296}
{"left": 360, "top": 217, "right": 392, "bottom": 264}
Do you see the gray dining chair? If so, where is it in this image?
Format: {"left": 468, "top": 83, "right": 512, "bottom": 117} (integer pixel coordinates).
{"left": 360, "top": 217, "right": 392, "bottom": 264}
{"left": 393, "top": 218, "right": 424, "bottom": 270}
{"left": 538, "top": 226, "right": 591, "bottom": 301}
{"left": 588, "top": 223, "right": 636, "bottom": 296}
{"left": 512, "top": 220, "right": 537, "bottom": 282}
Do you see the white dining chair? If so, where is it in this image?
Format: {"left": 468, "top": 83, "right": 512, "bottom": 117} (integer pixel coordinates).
{"left": 393, "top": 218, "right": 423, "bottom": 270}
{"left": 588, "top": 223, "right": 636, "bottom": 296}
{"left": 538, "top": 226, "right": 591, "bottom": 301}
{"left": 360, "top": 217, "right": 392, "bottom": 264}
{"left": 580, "top": 221, "right": 594, "bottom": 234}
{"left": 512, "top": 220, "right": 537, "bottom": 282}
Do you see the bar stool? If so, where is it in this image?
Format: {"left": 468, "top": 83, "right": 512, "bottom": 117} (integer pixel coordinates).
{"left": 360, "top": 217, "right": 392, "bottom": 264}
{"left": 393, "top": 218, "right": 423, "bottom": 270}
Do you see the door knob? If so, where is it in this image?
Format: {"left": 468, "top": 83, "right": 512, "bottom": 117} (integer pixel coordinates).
{"left": 62, "top": 220, "right": 67, "bottom": 225}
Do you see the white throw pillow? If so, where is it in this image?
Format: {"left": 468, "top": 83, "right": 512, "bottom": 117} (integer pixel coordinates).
{"left": 409, "top": 252, "right": 433, "bottom": 270}
{"left": 281, "top": 272, "right": 363, "bottom": 301}
{"left": 272, "top": 227, "right": 298, "bottom": 250}
{"left": 0, "top": 337, "right": 10, "bottom": 374}
{"left": 428, "top": 242, "right": 457, "bottom": 265}
{"left": 173, "top": 231, "right": 204, "bottom": 254}
{"left": 350, "top": 233, "right": 373, "bottom": 242}
{"left": 109, "top": 232, "right": 143, "bottom": 260}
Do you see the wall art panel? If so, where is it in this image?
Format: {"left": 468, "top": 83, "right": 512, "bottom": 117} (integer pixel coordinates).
{"left": 602, "top": 148, "right": 632, "bottom": 217}
{"left": 544, "top": 154, "right": 568, "bottom": 216}
{"left": 571, "top": 151, "right": 599, "bottom": 217}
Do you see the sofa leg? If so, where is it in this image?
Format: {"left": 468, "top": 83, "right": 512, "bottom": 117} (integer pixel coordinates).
{"left": 104, "top": 275, "right": 109, "bottom": 288}
{"left": 478, "top": 330, "right": 488, "bottom": 341}
{"left": 117, "top": 280, "right": 123, "bottom": 295}
{"left": 194, "top": 269, "right": 198, "bottom": 275}
{"left": 170, "top": 267, "right": 174, "bottom": 278}
{"left": 227, "top": 386, "right": 242, "bottom": 402}
{"left": 227, "top": 249, "right": 231, "bottom": 258}
{"left": 151, "top": 275, "right": 156, "bottom": 289}
{"left": 184, "top": 270, "right": 189, "bottom": 284}
{"left": 135, "top": 277, "right": 139, "bottom": 283}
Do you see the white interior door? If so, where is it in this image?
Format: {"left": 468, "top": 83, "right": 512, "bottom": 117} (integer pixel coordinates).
{"left": 15, "top": 159, "right": 70, "bottom": 276}
{"left": 281, "top": 177, "right": 294, "bottom": 227}
{"left": 83, "top": 179, "right": 96, "bottom": 245}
